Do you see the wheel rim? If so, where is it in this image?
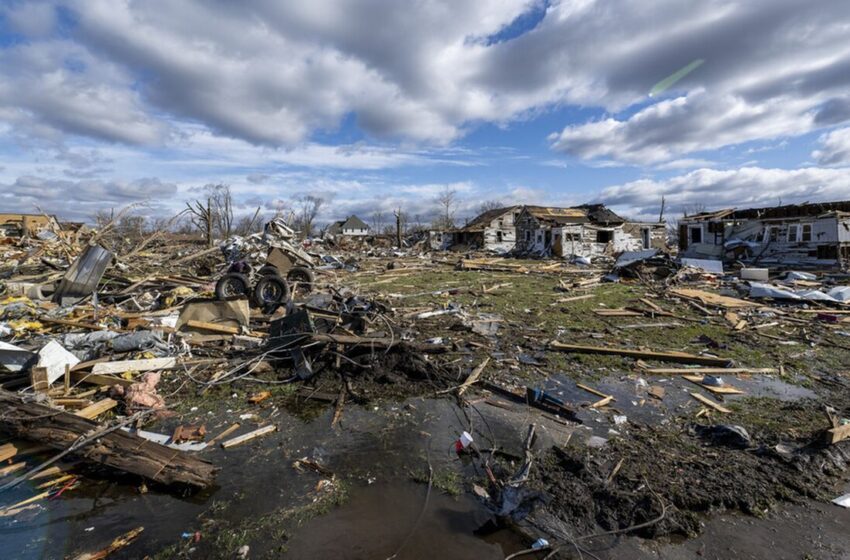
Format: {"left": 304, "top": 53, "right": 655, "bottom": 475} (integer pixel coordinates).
{"left": 224, "top": 279, "right": 244, "bottom": 297}
{"left": 260, "top": 282, "right": 282, "bottom": 302}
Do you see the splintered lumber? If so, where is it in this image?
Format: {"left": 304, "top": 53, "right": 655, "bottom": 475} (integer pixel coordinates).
{"left": 73, "top": 526, "right": 144, "bottom": 560}
{"left": 690, "top": 391, "right": 731, "bottom": 413}
{"left": 91, "top": 358, "right": 177, "bottom": 376}
{"left": 458, "top": 357, "right": 490, "bottom": 396}
{"left": 221, "top": 425, "right": 277, "bottom": 448}
{"left": 594, "top": 309, "right": 643, "bottom": 317}
{"left": 825, "top": 424, "right": 850, "bottom": 445}
{"left": 668, "top": 288, "right": 757, "bottom": 309}
{"left": 307, "top": 333, "right": 446, "bottom": 354}
{"left": 70, "top": 370, "right": 133, "bottom": 388}
{"left": 75, "top": 398, "right": 118, "bottom": 420}
{"left": 549, "top": 341, "right": 733, "bottom": 367}
{"left": 589, "top": 395, "right": 614, "bottom": 408}
{"left": 640, "top": 367, "right": 775, "bottom": 374}
{"left": 576, "top": 383, "right": 615, "bottom": 401}
{"left": 681, "top": 375, "right": 745, "bottom": 395}
{"left": 185, "top": 320, "right": 241, "bottom": 335}
{"left": 205, "top": 423, "right": 241, "bottom": 448}
{"left": 0, "top": 390, "right": 216, "bottom": 489}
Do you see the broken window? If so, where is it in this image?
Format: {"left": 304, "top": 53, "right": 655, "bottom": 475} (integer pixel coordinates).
{"left": 689, "top": 226, "right": 702, "bottom": 244}
{"left": 525, "top": 230, "right": 531, "bottom": 242}
{"left": 564, "top": 233, "right": 580, "bottom": 241}
{"left": 596, "top": 230, "right": 613, "bottom": 243}
{"left": 769, "top": 227, "right": 778, "bottom": 242}
{"left": 496, "top": 231, "right": 503, "bottom": 242}
{"left": 787, "top": 224, "right": 798, "bottom": 242}
{"left": 801, "top": 224, "right": 812, "bottom": 242}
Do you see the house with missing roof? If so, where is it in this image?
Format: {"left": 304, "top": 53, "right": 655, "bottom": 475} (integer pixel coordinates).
{"left": 678, "top": 200, "right": 850, "bottom": 268}
{"left": 514, "top": 205, "right": 666, "bottom": 258}
{"left": 0, "top": 213, "right": 60, "bottom": 238}
{"left": 326, "top": 215, "right": 370, "bottom": 237}
{"left": 429, "top": 206, "right": 522, "bottom": 252}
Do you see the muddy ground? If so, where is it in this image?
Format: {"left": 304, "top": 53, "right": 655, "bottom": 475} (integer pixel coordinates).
{"left": 5, "top": 258, "right": 850, "bottom": 559}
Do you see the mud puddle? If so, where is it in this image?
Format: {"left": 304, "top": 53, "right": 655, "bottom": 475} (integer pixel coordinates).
{"left": 1, "top": 396, "right": 528, "bottom": 559}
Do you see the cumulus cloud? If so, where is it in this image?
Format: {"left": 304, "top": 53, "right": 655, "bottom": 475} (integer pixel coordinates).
{"left": 594, "top": 166, "right": 850, "bottom": 221}
{"left": 0, "top": 176, "right": 178, "bottom": 221}
{"left": 813, "top": 127, "right": 850, "bottom": 166}
{"left": 0, "top": 0, "right": 839, "bottom": 156}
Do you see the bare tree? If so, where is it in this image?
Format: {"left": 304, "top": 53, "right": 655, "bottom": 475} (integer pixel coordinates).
{"left": 478, "top": 200, "right": 504, "bottom": 214}
{"left": 233, "top": 207, "right": 262, "bottom": 236}
{"left": 294, "top": 195, "right": 325, "bottom": 239}
{"left": 434, "top": 186, "right": 457, "bottom": 229}
{"left": 186, "top": 196, "right": 215, "bottom": 247}
{"left": 206, "top": 184, "right": 234, "bottom": 239}
{"left": 393, "top": 206, "right": 404, "bottom": 248}
{"left": 370, "top": 210, "right": 385, "bottom": 233}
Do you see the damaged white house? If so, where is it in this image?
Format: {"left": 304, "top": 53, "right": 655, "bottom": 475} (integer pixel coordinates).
{"left": 678, "top": 201, "right": 850, "bottom": 268}
{"left": 514, "top": 205, "right": 666, "bottom": 257}
{"left": 429, "top": 206, "right": 521, "bottom": 252}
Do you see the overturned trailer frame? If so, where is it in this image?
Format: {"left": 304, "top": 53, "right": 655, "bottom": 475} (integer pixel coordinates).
{"left": 679, "top": 201, "right": 850, "bottom": 268}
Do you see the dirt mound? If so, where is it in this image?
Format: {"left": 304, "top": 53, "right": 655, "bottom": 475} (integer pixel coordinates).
{"left": 533, "top": 419, "right": 850, "bottom": 539}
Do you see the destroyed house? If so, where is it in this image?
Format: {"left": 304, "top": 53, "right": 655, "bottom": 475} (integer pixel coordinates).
{"left": 429, "top": 206, "right": 521, "bottom": 252}
{"left": 327, "top": 215, "right": 370, "bottom": 236}
{"left": 0, "top": 213, "right": 59, "bottom": 238}
{"left": 514, "top": 204, "right": 665, "bottom": 258}
{"left": 678, "top": 200, "right": 850, "bottom": 267}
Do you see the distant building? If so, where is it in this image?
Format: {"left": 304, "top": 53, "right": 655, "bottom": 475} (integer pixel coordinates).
{"left": 678, "top": 200, "right": 850, "bottom": 267}
{"left": 514, "top": 204, "right": 665, "bottom": 257}
{"left": 429, "top": 206, "right": 521, "bottom": 252}
{"left": 0, "top": 213, "right": 59, "bottom": 238}
{"left": 327, "top": 215, "right": 370, "bottom": 237}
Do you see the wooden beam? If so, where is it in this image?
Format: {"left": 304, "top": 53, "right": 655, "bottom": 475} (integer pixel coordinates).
{"left": 185, "top": 320, "right": 240, "bottom": 335}
{"left": 0, "top": 390, "right": 216, "bottom": 489}
{"left": 76, "top": 398, "right": 118, "bottom": 420}
{"left": 221, "top": 425, "right": 277, "bottom": 449}
{"left": 457, "top": 357, "right": 490, "bottom": 396}
{"left": 549, "top": 341, "right": 733, "bottom": 367}
{"left": 91, "top": 358, "right": 177, "bottom": 376}
{"left": 640, "top": 367, "right": 775, "bottom": 374}
{"left": 690, "top": 392, "right": 731, "bottom": 413}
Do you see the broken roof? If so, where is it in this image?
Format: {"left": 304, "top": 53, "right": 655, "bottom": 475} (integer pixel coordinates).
{"left": 457, "top": 206, "right": 520, "bottom": 232}
{"left": 682, "top": 200, "right": 850, "bottom": 222}
{"left": 522, "top": 204, "right": 626, "bottom": 226}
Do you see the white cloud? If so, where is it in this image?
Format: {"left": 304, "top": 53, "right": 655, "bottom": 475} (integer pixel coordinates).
{"left": 595, "top": 166, "right": 850, "bottom": 221}
{"left": 813, "top": 127, "right": 850, "bottom": 166}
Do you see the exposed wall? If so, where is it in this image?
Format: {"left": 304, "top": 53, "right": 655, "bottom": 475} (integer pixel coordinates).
{"left": 681, "top": 214, "right": 850, "bottom": 266}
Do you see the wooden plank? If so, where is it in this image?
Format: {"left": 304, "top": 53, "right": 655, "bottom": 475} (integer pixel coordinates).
{"left": 690, "top": 392, "right": 731, "bottom": 413}
{"left": 0, "top": 461, "right": 26, "bottom": 477}
{"left": 91, "top": 358, "right": 177, "bottom": 376}
{"left": 640, "top": 367, "right": 775, "bottom": 374}
{"left": 589, "top": 395, "right": 614, "bottom": 408}
{"left": 221, "top": 425, "right": 277, "bottom": 449}
{"left": 206, "top": 423, "right": 241, "bottom": 447}
{"left": 457, "top": 357, "right": 490, "bottom": 396}
{"left": 30, "top": 367, "right": 50, "bottom": 394}
{"left": 185, "top": 320, "right": 241, "bottom": 335}
{"left": 70, "top": 371, "right": 134, "bottom": 388}
{"left": 576, "top": 383, "right": 614, "bottom": 400}
{"left": 682, "top": 375, "right": 745, "bottom": 395}
{"left": 594, "top": 309, "right": 643, "bottom": 317}
{"left": 73, "top": 526, "right": 144, "bottom": 560}
{"left": 549, "top": 341, "right": 733, "bottom": 367}
{"left": 669, "top": 288, "right": 757, "bottom": 309}
{"left": 825, "top": 424, "right": 850, "bottom": 445}
{"left": 640, "top": 298, "right": 663, "bottom": 313}
{"left": 76, "top": 398, "right": 118, "bottom": 420}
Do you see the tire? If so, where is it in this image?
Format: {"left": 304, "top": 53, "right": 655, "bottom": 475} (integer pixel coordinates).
{"left": 215, "top": 272, "right": 250, "bottom": 299}
{"left": 286, "top": 266, "right": 315, "bottom": 293}
{"left": 257, "top": 265, "right": 279, "bottom": 277}
{"left": 253, "top": 274, "right": 290, "bottom": 309}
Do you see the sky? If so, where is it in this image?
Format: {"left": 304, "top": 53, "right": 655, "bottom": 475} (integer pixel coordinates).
{"left": 1, "top": 0, "right": 849, "bottom": 227}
